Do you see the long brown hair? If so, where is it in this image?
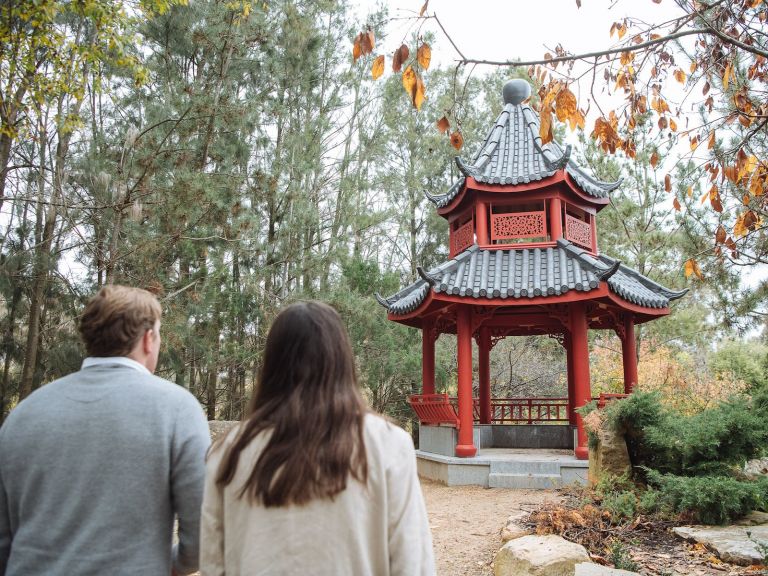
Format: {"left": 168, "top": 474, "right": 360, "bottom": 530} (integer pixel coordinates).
{"left": 215, "top": 301, "right": 368, "bottom": 507}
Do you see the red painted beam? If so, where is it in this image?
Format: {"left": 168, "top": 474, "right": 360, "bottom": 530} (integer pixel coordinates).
{"left": 455, "top": 307, "right": 477, "bottom": 457}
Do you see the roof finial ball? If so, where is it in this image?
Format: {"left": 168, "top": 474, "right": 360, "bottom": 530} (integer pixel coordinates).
{"left": 502, "top": 79, "right": 532, "bottom": 106}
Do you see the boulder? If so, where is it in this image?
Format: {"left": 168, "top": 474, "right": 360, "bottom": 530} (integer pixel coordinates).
{"left": 744, "top": 457, "right": 768, "bottom": 478}
{"left": 500, "top": 510, "right": 532, "bottom": 542}
{"left": 208, "top": 420, "right": 239, "bottom": 443}
{"left": 494, "top": 534, "right": 590, "bottom": 576}
{"left": 589, "top": 424, "right": 631, "bottom": 484}
{"left": 574, "top": 563, "right": 640, "bottom": 575}
{"left": 673, "top": 523, "right": 768, "bottom": 566}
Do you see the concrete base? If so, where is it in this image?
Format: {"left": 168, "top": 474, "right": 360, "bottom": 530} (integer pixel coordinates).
{"left": 418, "top": 423, "right": 574, "bottom": 457}
{"left": 416, "top": 447, "right": 589, "bottom": 488}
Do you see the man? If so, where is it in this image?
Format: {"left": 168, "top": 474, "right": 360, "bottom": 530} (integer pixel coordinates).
{"left": 0, "top": 285, "right": 210, "bottom": 575}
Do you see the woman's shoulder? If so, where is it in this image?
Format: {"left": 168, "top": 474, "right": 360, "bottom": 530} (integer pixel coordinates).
{"left": 364, "top": 412, "right": 414, "bottom": 450}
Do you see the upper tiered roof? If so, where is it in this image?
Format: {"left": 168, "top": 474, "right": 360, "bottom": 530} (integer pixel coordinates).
{"left": 426, "top": 80, "right": 621, "bottom": 209}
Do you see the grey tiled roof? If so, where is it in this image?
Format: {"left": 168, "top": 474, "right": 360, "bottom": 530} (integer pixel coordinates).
{"left": 426, "top": 104, "right": 621, "bottom": 209}
{"left": 376, "top": 239, "right": 687, "bottom": 316}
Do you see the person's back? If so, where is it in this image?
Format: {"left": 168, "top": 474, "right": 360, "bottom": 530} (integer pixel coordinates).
{"left": 0, "top": 285, "right": 210, "bottom": 576}
{"left": 200, "top": 301, "right": 435, "bottom": 576}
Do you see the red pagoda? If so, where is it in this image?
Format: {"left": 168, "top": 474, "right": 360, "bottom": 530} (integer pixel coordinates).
{"left": 376, "top": 79, "right": 686, "bottom": 460}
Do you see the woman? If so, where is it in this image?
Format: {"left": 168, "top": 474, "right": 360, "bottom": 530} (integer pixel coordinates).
{"left": 200, "top": 301, "right": 435, "bottom": 576}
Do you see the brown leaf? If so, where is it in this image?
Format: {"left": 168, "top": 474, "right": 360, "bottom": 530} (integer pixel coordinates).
{"left": 450, "top": 130, "right": 464, "bottom": 150}
{"left": 371, "top": 55, "right": 385, "bottom": 80}
{"left": 670, "top": 118, "right": 677, "bottom": 131}
{"left": 540, "top": 109, "right": 554, "bottom": 144}
{"left": 436, "top": 116, "right": 450, "bottom": 134}
{"left": 673, "top": 69, "right": 686, "bottom": 83}
{"left": 708, "top": 130, "right": 716, "bottom": 149}
{"left": 353, "top": 33, "right": 362, "bottom": 62}
{"left": 716, "top": 225, "right": 727, "bottom": 243}
{"left": 723, "top": 61, "right": 733, "bottom": 90}
{"left": 576, "top": 0, "right": 581, "bottom": 6}
{"left": 555, "top": 87, "right": 578, "bottom": 123}
{"left": 392, "top": 44, "right": 409, "bottom": 73}
{"left": 664, "top": 174, "right": 672, "bottom": 192}
{"left": 419, "top": 0, "right": 428, "bottom": 16}
{"left": 417, "top": 43, "right": 431, "bottom": 70}
{"left": 673, "top": 197, "right": 681, "bottom": 211}
{"left": 658, "top": 116, "right": 668, "bottom": 130}
{"left": 710, "top": 184, "right": 723, "bottom": 212}
{"left": 650, "top": 152, "right": 659, "bottom": 168}
{"left": 703, "top": 81, "right": 710, "bottom": 96}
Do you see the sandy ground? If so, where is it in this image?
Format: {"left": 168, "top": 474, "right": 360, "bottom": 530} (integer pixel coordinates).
{"left": 420, "top": 478, "right": 560, "bottom": 576}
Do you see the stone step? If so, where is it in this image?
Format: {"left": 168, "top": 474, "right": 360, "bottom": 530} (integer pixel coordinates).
{"left": 490, "top": 460, "right": 562, "bottom": 475}
{"left": 489, "top": 472, "right": 563, "bottom": 489}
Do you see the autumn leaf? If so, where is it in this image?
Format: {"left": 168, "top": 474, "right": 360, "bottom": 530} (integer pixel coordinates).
{"left": 723, "top": 61, "right": 733, "bottom": 90}
{"left": 436, "top": 116, "right": 450, "bottom": 134}
{"left": 673, "top": 69, "right": 686, "bottom": 83}
{"left": 576, "top": 0, "right": 581, "bottom": 6}
{"left": 392, "top": 44, "right": 409, "bottom": 73}
{"left": 664, "top": 174, "right": 672, "bottom": 192}
{"left": 555, "top": 87, "right": 578, "bottom": 122}
{"left": 417, "top": 43, "right": 431, "bottom": 70}
{"left": 352, "top": 34, "right": 362, "bottom": 62}
{"left": 689, "top": 61, "right": 697, "bottom": 73}
{"left": 709, "top": 184, "right": 723, "bottom": 212}
{"left": 450, "top": 130, "right": 464, "bottom": 150}
{"left": 414, "top": 73, "right": 425, "bottom": 110}
{"left": 371, "top": 55, "right": 384, "bottom": 80}
{"left": 363, "top": 30, "right": 375, "bottom": 54}
{"left": 708, "top": 131, "right": 716, "bottom": 149}
{"left": 687, "top": 186, "right": 693, "bottom": 198}
{"left": 673, "top": 197, "right": 681, "bottom": 211}
{"left": 684, "top": 258, "right": 703, "bottom": 279}
{"left": 402, "top": 65, "right": 417, "bottom": 100}
{"left": 669, "top": 118, "right": 677, "bottom": 131}
{"left": 539, "top": 109, "right": 554, "bottom": 144}
{"left": 716, "top": 225, "right": 726, "bottom": 243}
{"left": 650, "top": 152, "right": 659, "bottom": 168}
{"left": 690, "top": 136, "right": 699, "bottom": 151}
{"left": 419, "top": 0, "right": 428, "bottom": 16}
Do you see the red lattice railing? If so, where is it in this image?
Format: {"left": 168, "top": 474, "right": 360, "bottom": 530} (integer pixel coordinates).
{"left": 408, "top": 394, "right": 460, "bottom": 427}
{"left": 490, "top": 211, "right": 547, "bottom": 242}
{"left": 565, "top": 214, "right": 592, "bottom": 249}
{"left": 447, "top": 397, "right": 569, "bottom": 424}
{"left": 450, "top": 219, "right": 474, "bottom": 256}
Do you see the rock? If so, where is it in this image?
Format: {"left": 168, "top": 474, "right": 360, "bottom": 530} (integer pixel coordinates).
{"left": 744, "top": 457, "right": 768, "bottom": 478}
{"left": 589, "top": 424, "right": 631, "bottom": 484}
{"left": 500, "top": 510, "right": 532, "bottom": 542}
{"left": 574, "top": 563, "right": 641, "bottom": 575}
{"left": 673, "top": 524, "right": 768, "bottom": 566}
{"left": 735, "top": 511, "right": 768, "bottom": 526}
{"left": 208, "top": 420, "right": 239, "bottom": 443}
{"left": 494, "top": 534, "right": 590, "bottom": 576}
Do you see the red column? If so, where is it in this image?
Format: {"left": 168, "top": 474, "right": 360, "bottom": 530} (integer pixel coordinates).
{"left": 475, "top": 201, "right": 489, "bottom": 246}
{"left": 478, "top": 328, "right": 491, "bottom": 424}
{"left": 622, "top": 316, "right": 638, "bottom": 394}
{"left": 422, "top": 319, "right": 435, "bottom": 395}
{"left": 455, "top": 307, "right": 477, "bottom": 457}
{"left": 565, "top": 334, "right": 577, "bottom": 426}
{"left": 569, "top": 302, "right": 592, "bottom": 460}
{"left": 550, "top": 197, "right": 563, "bottom": 241}
{"left": 590, "top": 214, "right": 598, "bottom": 252}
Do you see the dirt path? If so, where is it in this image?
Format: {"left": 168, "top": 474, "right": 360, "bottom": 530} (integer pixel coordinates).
{"left": 420, "top": 478, "right": 560, "bottom": 576}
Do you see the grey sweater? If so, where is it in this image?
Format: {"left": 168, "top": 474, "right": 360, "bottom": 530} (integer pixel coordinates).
{"left": 0, "top": 362, "right": 210, "bottom": 576}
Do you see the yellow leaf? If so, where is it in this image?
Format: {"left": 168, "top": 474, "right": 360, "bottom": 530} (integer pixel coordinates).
{"left": 674, "top": 69, "right": 686, "bottom": 83}
{"left": 371, "top": 55, "right": 384, "bottom": 80}
{"left": 618, "top": 22, "right": 627, "bottom": 39}
{"left": 690, "top": 61, "right": 697, "bottom": 73}
{"left": 352, "top": 34, "right": 362, "bottom": 62}
{"left": 417, "top": 43, "right": 431, "bottom": 70}
{"left": 687, "top": 186, "right": 693, "bottom": 198}
{"left": 413, "top": 72, "right": 425, "bottom": 110}
{"left": 402, "top": 65, "right": 417, "bottom": 99}
{"left": 670, "top": 118, "right": 677, "bottom": 131}
{"left": 684, "top": 258, "right": 703, "bottom": 279}
{"left": 540, "top": 109, "right": 554, "bottom": 144}
{"left": 436, "top": 116, "right": 450, "bottom": 134}
{"left": 690, "top": 136, "right": 699, "bottom": 151}
{"left": 450, "top": 130, "right": 464, "bottom": 150}
{"left": 708, "top": 131, "right": 716, "bottom": 149}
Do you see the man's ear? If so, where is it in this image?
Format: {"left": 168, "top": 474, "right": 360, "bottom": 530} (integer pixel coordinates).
{"left": 142, "top": 328, "right": 155, "bottom": 355}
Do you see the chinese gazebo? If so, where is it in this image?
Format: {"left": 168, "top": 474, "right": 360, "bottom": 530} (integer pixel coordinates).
{"left": 376, "top": 79, "right": 686, "bottom": 461}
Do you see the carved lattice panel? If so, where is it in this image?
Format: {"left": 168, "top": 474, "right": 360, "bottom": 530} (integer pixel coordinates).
{"left": 450, "top": 219, "right": 474, "bottom": 256}
{"left": 565, "top": 214, "right": 592, "bottom": 249}
{"left": 490, "top": 211, "right": 546, "bottom": 241}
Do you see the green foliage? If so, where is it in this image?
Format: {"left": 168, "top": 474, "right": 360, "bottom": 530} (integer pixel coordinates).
{"left": 607, "top": 391, "right": 768, "bottom": 476}
{"left": 644, "top": 470, "right": 768, "bottom": 525}
{"left": 607, "top": 540, "right": 639, "bottom": 572}
{"left": 709, "top": 340, "right": 768, "bottom": 393}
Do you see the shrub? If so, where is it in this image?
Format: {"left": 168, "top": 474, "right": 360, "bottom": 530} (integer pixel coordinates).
{"left": 644, "top": 470, "right": 768, "bottom": 524}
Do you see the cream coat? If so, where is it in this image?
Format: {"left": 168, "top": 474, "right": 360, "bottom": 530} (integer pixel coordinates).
{"left": 200, "top": 414, "right": 435, "bottom": 576}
